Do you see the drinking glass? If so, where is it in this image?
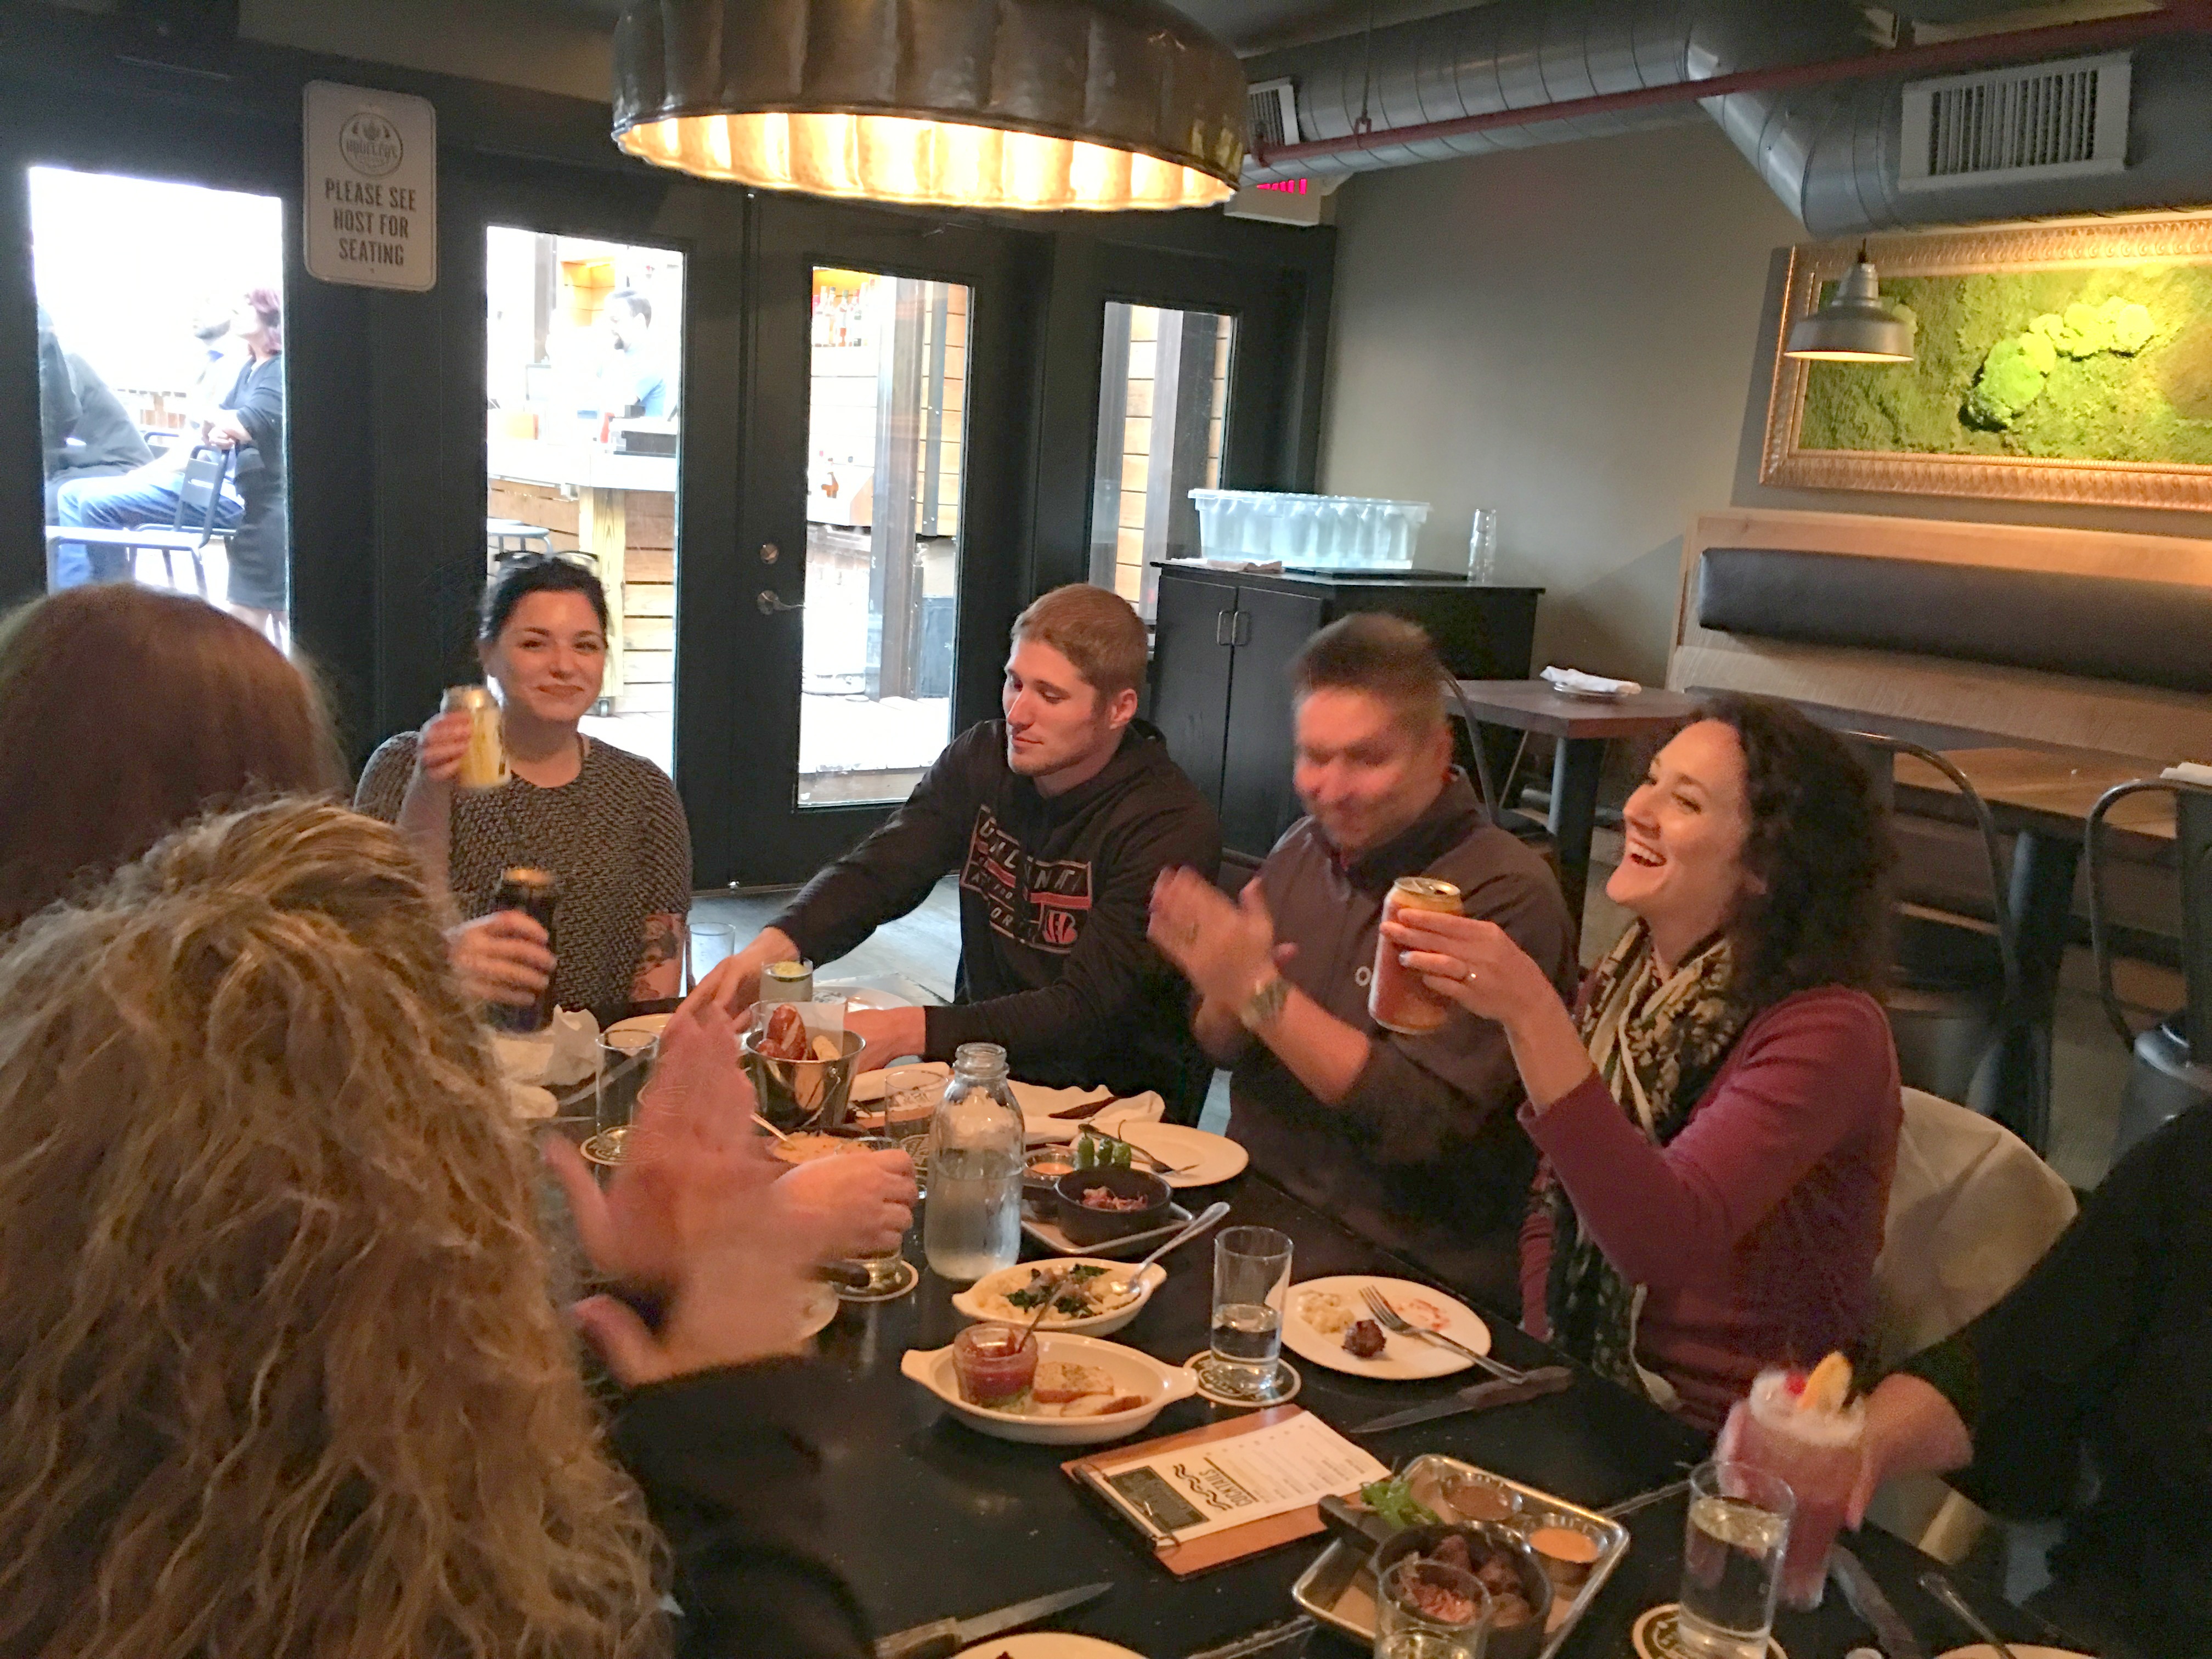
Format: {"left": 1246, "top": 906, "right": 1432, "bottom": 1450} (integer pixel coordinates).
{"left": 1194, "top": 1226, "right": 1296, "bottom": 1404}
{"left": 685, "top": 921, "right": 737, "bottom": 992}
{"left": 584, "top": 1028, "right": 657, "bottom": 1166}
{"left": 1734, "top": 1368, "right": 1864, "bottom": 1610}
{"left": 833, "top": 1134, "right": 918, "bottom": 1301}
{"left": 1375, "top": 1556, "right": 1491, "bottom": 1659}
{"left": 1676, "top": 1460, "right": 1795, "bottom": 1659}
{"left": 1466, "top": 509, "right": 1499, "bottom": 583}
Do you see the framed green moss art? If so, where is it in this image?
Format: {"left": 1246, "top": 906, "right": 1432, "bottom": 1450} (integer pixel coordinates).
{"left": 1760, "top": 213, "right": 2212, "bottom": 511}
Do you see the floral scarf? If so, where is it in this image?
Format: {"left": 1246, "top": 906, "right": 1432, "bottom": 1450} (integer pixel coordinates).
{"left": 1541, "top": 919, "right": 1747, "bottom": 1406}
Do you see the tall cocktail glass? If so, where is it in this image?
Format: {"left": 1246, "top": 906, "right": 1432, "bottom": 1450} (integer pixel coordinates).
{"left": 1733, "top": 1368, "right": 1864, "bottom": 1609}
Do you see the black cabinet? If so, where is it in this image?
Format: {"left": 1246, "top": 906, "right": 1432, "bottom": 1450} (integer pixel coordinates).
{"left": 1152, "top": 563, "right": 1543, "bottom": 859}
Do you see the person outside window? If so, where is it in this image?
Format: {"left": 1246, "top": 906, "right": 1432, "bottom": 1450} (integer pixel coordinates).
{"left": 1148, "top": 614, "right": 1576, "bottom": 1310}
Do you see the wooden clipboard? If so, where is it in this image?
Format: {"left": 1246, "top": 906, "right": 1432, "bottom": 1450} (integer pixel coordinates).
{"left": 1062, "top": 1406, "right": 1348, "bottom": 1577}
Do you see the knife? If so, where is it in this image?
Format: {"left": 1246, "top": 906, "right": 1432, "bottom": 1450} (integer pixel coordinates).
{"left": 1350, "top": 1365, "right": 1575, "bottom": 1436}
{"left": 873, "top": 1581, "right": 1113, "bottom": 1659}
{"left": 1830, "top": 1544, "right": 1928, "bottom": 1659}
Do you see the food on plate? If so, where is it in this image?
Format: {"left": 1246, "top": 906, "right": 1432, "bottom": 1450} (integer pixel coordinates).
{"left": 1026, "top": 1155, "right": 1075, "bottom": 1180}
{"left": 1404, "top": 1466, "right": 1517, "bottom": 1528}
{"left": 970, "top": 1263, "right": 1140, "bottom": 1326}
{"left": 770, "top": 1132, "right": 869, "bottom": 1165}
{"left": 1029, "top": 1361, "right": 1147, "bottom": 1417}
{"left": 1071, "top": 1127, "right": 1135, "bottom": 1170}
{"left": 1296, "top": 1284, "right": 1452, "bottom": 1341}
{"left": 952, "top": 1323, "right": 1037, "bottom": 1406}
{"left": 1398, "top": 1556, "right": 1482, "bottom": 1624}
{"left": 1359, "top": 1476, "right": 1441, "bottom": 1531}
{"left": 1079, "top": 1185, "right": 1152, "bottom": 1212}
{"left": 1528, "top": 1523, "right": 1600, "bottom": 1590}
{"left": 1342, "top": 1318, "right": 1386, "bottom": 1358}
{"left": 1419, "top": 1533, "right": 1537, "bottom": 1630}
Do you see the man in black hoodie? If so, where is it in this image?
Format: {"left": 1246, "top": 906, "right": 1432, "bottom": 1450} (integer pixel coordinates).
{"left": 701, "top": 584, "right": 1222, "bottom": 1121}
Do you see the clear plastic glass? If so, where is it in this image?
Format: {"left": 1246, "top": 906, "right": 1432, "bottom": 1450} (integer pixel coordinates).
{"left": 922, "top": 1042, "right": 1024, "bottom": 1283}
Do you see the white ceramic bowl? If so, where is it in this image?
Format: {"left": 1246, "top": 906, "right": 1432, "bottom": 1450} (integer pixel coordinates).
{"left": 950, "top": 1259, "right": 1167, "bottom": 1338}
{"left": 900, "top": 1331, "right": 1198, "bottom": 1445}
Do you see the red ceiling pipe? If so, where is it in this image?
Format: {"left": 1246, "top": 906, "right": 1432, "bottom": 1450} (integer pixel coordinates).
{"left": 1250, "top": 2, "right": 2212, "bottom": 168}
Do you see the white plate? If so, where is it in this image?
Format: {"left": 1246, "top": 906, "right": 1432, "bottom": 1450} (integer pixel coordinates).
{"left": 956, "top": 1637, "right": 1143, "bottom": 1659}
{"left": 1938, "top": 1649, "right": 2089, "bottom": 1659}
{"left": 1281, "top": 1275, "right": 1491, "bottom": 1380}
{"left": 606, "top": 1013, "right": 670, "bottom": 1042}
{"left": 1089, "top": 1109, "right": 1247, "bottom": 1187}
{"left": 901, "top": 1330, "right": 1198, "bottom": 1445}
{"left": 1013, "top": 1081, "right": 1166, "bottom": 1143}
{"left": 951, "top": 1259, "right": 1168, "bottom": 1337}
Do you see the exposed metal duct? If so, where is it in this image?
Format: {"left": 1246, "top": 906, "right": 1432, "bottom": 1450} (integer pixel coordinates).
{"left": 1242, "top": 0, "right": 2212, "bottom": 235}
{"left": 1239, "top": 1, "right": 1867, "bottom": 184}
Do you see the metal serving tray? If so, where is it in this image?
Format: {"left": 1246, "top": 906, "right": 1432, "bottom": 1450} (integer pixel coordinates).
{"left": 1289, "top": 1454, "right": 1630, "bottom": 1656}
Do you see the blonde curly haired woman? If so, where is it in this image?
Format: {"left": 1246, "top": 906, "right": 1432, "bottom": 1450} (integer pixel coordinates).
{"left": 0, "top": 799, "right": 873, "bottom": 1659}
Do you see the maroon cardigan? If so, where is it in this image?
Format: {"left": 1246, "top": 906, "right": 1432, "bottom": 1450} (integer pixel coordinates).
{"left": 1518, "top": 985, "right": 1900, "bottom": 1431}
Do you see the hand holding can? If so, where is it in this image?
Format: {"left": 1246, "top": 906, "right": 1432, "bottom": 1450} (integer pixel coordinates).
{"left": 440, "top": 685, "right": 509, "bottom": 791}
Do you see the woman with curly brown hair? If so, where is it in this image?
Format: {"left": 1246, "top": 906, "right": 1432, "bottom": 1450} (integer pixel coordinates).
{"left": 0, "top": 798, "right": 872, "bottom": 1659}
{"left": 1384, "top": 693, "right": 1901, "bottom": 1429}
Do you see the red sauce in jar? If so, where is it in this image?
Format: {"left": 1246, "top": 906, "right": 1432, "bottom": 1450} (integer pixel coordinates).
{"left": 953, "top": 1323, "right": 1039, "bottom": 1406}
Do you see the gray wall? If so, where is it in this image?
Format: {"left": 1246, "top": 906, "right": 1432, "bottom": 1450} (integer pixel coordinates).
{"left": 1318, "top": 119, "right": 2212, "bottom": 686}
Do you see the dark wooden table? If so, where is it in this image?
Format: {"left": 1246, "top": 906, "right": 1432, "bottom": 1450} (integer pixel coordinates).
{"left": 806, "top": 1173, "right": 2053, "bottom": 1658}
{"left": 1768, "top": 697, "right": 2175, "bottom": 1154}
{"left": 1449, "top": 681, "right": 1703, "bottom": 926}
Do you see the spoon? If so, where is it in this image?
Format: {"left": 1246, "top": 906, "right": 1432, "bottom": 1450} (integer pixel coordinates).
{"left": 1107, "top": 1200, "right": 1232, "bottom": 1298}
{"left": 1919, "top": 1569, "right": 2020, "bottom": 1659}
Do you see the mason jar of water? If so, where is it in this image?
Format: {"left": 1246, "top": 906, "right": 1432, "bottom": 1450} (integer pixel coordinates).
{"left": 922, "top": 1042, "right": 1024, "bottom": 1284}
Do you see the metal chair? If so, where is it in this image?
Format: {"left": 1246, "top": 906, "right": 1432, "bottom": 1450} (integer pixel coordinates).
{"left": 1445, "top": 678, "right": 1562, "bottom": 878}
{"left": 2087, "top": 777, "right": 2212, "bottom": 1163}
{"left": 163, "top": 445, "right": 231, "bottom": 595}
{"left": 1850, "top": 731, "right": 2022, "bottom": 1113}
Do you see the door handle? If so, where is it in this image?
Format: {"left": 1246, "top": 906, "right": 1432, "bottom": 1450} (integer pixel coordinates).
{"left": 757, "top": 589, "right": 805, "bottom": 616}
{"left": 1215, "top": 608, "right": 1233, "bottom": 647}
{"left": 1231, "top": 611, "right": 1251, "bottom": 647}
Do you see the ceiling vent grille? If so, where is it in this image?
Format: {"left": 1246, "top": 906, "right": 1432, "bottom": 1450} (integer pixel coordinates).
{"left": 1248, "top": 77, "right": 1299, "bottom": 153}
{"left": 1900, "top": 51, "right": 2130, "bottom": 191}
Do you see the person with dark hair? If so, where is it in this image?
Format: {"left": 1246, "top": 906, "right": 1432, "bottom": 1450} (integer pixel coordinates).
{"left": 1384, "top": 692, "right": 1901, "bottom": 1428}
{"left": 0, "top": 584, "right": 341, "bottom": 935}
{"left": 600, "top": 287, "right": 669, "bottom": 419}
{"left": 695, "top": 583, "right": 1221, "bottom": 1120}
{"left": 52, "top": 288, "right": 287, "bottom": 636}
{"left": 38, "top": 307, "right": 153, "bottom": 587}
{"left": 356, "top": 555, "right": 693, "bottom": 1027}
{"left": 1148, "top": 614, "right": 1575, "bottom": 1309}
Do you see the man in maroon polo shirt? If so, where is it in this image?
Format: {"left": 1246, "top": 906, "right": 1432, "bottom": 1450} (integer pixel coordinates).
{"left": 1150, "top": 614, "right": 1574, "bottom": 1311}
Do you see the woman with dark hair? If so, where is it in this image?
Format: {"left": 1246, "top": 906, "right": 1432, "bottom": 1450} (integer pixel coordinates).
{"left": 1384, "top": 693, "right": 1901, "bottom": 1428}
{"left": 357, "top": 554, "right": 691, "bottom": 1026}
{"left": 202, "top": 286, "right": 287, "bottom": 639}
{"left": 0, "top": 584, "right": 341, "bottom": 934}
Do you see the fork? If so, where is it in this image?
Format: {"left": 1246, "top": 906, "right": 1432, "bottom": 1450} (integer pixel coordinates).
{"left": 1359, "top": 1285, "right": 1531, "bottom": 1385}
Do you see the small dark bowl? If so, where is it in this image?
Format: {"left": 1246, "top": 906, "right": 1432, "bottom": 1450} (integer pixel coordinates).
{"left": 1052, "top": 1165, "right": 1173, "bottom": 1245}
{"left": 1373, "top": 1521, "right": 1553, "bottom": 1659}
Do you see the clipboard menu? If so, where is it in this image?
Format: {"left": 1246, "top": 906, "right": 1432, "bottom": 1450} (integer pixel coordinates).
{"left": 1063, "top": 1407, "right": 1387, "bottom": 1576}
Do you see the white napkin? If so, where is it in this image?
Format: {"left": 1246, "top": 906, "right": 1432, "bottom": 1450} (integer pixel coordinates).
{"left": 1011, "top": 1080, "right": 1167, "bottom": 1143}
{"left": 491, "top": 1007, "right": 601, "bottom": 1088}
{"left": 2162, "top": 761, "right": 2212, "bottom": 787}
{"left": 504, "top": 1081, "right": 557, "bottom": 1120}
{"left": 1542, "top": 665, "right": 1643, "bottom": 697}
{"left": 1194, "top": 557, "right": 1285, "bottom": 574}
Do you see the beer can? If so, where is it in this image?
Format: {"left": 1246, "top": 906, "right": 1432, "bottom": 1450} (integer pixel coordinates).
{"left": 489, "top": 866, "right": 559, "bottom": 1033}
{"left": 760, "top": 958, "right": 814, "bottom": 1005}
{"left": 442, "top": 685, "right": 508, "bottom": 790}
{"left": 1369, "top": 875, "right": 1464, "bottom": 1036}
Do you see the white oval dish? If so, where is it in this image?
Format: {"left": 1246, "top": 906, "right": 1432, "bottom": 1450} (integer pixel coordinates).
{"left": 900, "top": 1331, "right": 1197, "bottom": 1445}
{"left": 950, "top": 1259, "right": 1168, "bottom": 1338}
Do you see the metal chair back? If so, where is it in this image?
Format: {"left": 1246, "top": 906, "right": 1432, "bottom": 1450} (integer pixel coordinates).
{"left": 2087, "top": 777, "right": 2212, "bottom": 1058}
{"left": 172, "top": 445, "right": 232, "bottom": 543}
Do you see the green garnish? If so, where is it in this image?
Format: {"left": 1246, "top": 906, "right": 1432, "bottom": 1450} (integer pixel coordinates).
{"left": 1069, "top": 1265, "right": 1107, "bottom": 1280}
{"left": 1359, "top": 1476, "right": 1441, "bottom": 1531}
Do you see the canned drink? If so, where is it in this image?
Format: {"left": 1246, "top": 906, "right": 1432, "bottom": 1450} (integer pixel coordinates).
{"left": 761, "top": 959, "right": 814, "bottom": 1004}
{"left": 1369, "top": 875, "right": 1463, "bottom": 1036}
{"left": 442, "top": 685, "right": 508, "bottom": 790}
{"left": 489, "top": 866, "right": 558, "bottom": 1033}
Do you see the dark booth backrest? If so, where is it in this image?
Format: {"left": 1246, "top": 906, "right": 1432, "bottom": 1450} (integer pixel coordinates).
{"left": 1696, "top": 546, "right": 2212, "bottom": 697}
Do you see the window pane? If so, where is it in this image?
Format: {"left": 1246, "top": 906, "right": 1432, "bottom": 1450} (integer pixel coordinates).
{"left": 486, "top": 228, "right": 683, "bottom": 776}
{"left": 798, "top": 268, "right": 970, "bottom": 807}
{"left": 1088, "top": 302, "right": 1233, "bottom": 619}
{"left": 32, "top": 168, "right": 289, "bottom": 640}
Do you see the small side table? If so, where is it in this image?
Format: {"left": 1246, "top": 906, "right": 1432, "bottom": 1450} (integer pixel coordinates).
{"left": 1450, "top": 680, "right": 1703, "bottom": 927}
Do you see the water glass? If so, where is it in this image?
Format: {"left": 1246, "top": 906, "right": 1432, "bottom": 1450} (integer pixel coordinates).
{"left": 585, "top": 1028, "right": 657, "bottom": 1167}
{"left": 1375, "top": 1556, "right": 1491, "bottom": 1659}
{"left": 1677, "top": 1459, "right": 1795, "bottom": 1659}
{"left": 1466, "top": 509, "right": 1499, "bottom": 583}
{"left": 833, "top": 1134, "right": 917, "bottom": 1301}
{"left": 1195, "top": 1226, "right": 1295, "bottom": 1404}
{"left": 685, "top": 921, "right": 737, "bottom": 991}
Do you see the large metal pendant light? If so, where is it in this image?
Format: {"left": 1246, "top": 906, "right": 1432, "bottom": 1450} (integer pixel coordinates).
{"left": 1785, "top": 251, "right": 1916, "bottom": 364}
{"left": 612, "top": 0, "right": 1248, "bottom": 212}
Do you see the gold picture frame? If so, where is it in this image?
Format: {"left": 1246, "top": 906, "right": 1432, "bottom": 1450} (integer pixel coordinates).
{"left": 1760, "top": 211, "right": 2212, "bottom": 511}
